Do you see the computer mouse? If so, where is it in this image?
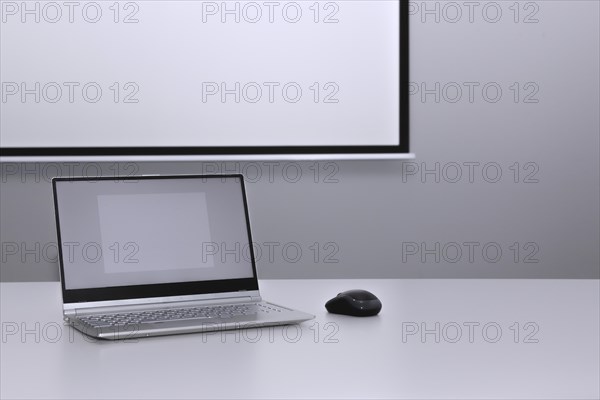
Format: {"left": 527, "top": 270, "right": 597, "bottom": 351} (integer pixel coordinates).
{"left": 325, "top": 290, "right": 382, "bottom": 317}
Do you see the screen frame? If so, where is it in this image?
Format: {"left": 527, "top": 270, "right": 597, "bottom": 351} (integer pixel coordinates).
{"left": 1, "top": 1, "right": 409, "bottom": 158}
{"left": 52, "top": 174, "right": 260, "bottom": 304}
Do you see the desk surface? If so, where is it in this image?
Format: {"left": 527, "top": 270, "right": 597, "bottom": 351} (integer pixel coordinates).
{"left": 1, "top": 279, "right": 599, "bottom": 399}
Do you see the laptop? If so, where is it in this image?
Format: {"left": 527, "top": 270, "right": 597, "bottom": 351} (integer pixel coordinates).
{"left": 52, "top": 174, "right": 314, "bottom": 340}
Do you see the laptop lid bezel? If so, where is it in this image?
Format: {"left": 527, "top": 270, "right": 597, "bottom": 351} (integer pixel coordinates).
{"left": 52, "top": 174, "right": 260, "bottom": 304}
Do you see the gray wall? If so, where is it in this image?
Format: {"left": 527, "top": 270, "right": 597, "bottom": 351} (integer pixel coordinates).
{"left": 1, "top": 1, "right": 599, "bottom": 280}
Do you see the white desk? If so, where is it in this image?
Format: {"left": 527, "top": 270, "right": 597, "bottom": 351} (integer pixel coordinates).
{"left": 1, "top": 279, "right": 599, "bottom": 399}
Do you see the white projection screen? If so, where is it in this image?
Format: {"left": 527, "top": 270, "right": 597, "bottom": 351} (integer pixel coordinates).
{"left": 0, "top": 0, "right": 409, "bottom": 159}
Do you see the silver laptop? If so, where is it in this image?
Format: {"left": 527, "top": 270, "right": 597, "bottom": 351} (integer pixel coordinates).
{"left": 52, "top": 174, "right": 314, "bottom": 340}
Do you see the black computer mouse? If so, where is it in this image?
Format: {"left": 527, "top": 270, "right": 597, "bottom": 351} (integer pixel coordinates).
{"left": 325, "top": 290, "right": 382, "bottom": 317}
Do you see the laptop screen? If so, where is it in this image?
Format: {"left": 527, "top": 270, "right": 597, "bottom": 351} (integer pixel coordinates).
{"left": 53, "top": 175, "right": 258, "bottom": 303}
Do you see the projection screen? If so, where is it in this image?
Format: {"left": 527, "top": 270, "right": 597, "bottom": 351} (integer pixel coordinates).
{"left": 0, "top": 0, "right": 409, "bottom": 159}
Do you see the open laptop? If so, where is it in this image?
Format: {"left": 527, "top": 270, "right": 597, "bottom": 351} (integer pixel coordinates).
{"left": 52, "top": 174, "right": 314, "bottom": 340}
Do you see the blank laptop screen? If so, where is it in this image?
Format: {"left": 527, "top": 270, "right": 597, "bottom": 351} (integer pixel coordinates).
{"left": 54, "top": 176, "right": 255, "bottom": 290}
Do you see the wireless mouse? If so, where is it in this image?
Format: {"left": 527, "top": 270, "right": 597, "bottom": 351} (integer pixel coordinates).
{"left": 325, "top": 290, "right": 382, "bottom": 317}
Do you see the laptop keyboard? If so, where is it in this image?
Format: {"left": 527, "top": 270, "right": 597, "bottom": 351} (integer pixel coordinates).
{"left": 79, "top": 304, "right": 257, "bottom": 328}
{"left": 78, "top": 303, "right": 282, "bottom": 329}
